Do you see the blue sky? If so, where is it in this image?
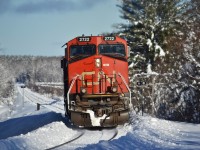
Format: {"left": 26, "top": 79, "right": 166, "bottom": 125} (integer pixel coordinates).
{"left": 0, "top": 0, "right": 125, "bottom": 56}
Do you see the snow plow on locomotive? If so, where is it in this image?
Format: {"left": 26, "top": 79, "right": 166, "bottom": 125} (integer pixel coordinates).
{"left": 61, "top": 35, "right": 132, "bottom": 127}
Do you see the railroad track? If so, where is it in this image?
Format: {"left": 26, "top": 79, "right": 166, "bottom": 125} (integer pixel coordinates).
{"left": 108, "top": 128, "right": 118, "bottom": 141}
{"left": 17, "top": 85, "right": 121, "bottom": 149}
{"left": 45, "top": 130, "right": 85, "bottom": 150}
{"left": 19, "top": 87, "right": 64, "bottom": 113}
{"left": 99, "top": 128, "right": 118, "bottom": 141}
{"left": 45, "top": 128, "right": 118, "bottom": 150}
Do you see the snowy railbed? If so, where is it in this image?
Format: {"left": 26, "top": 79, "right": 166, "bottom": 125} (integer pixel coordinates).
{"left": 0, "top": 84, "right": 129, "bottom": 149}
{"left": 0, "top": 122, "right": 78, "bottom": 150}
{"left": 17, "top": 84, "right": 65, "bottom": 114}
{"left": 83, "top": 116, "right": 200, "bottom": 150}
{"left": 0, "top": 105, "right": 11, "bottom": 121}
{"left": 0, "top": 84, "right": 200, "bottom": 150}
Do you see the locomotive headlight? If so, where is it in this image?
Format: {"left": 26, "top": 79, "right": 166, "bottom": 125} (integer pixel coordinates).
{"left": 81, "top": 87, "right": 87, "bottom": 94}
{"left": 111, "top": 86, "right": 118, "bottom": 93}
{"left": 95, "top": 58, "right": 101, "bottom": 67}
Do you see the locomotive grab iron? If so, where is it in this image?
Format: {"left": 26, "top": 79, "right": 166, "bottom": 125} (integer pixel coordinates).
{"left": 61, "top": 35, "right": 132, "bottom": 127}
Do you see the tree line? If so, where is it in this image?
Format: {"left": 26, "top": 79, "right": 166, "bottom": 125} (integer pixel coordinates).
{"left": 0, "top": 55, "right": 62, "bottom": 102}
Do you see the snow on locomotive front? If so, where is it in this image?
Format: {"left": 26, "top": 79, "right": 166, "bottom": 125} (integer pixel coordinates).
{"left": 61, "top": 35, "right": 132, "bottom": 127}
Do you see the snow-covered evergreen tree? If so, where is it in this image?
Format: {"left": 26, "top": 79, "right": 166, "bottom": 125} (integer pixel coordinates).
{"left": 117, "top": 0, "right": 200, "bottom": 123}
{"left": 175, "top": 0, "right": 200, "bottom": 123}
{"left": 117, "top": 0, "right": 187, "bottom": 74}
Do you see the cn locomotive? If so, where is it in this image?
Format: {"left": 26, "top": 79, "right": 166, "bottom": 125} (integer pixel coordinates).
{"left": 61, "top": 35, "right": 132, "bottom": 127}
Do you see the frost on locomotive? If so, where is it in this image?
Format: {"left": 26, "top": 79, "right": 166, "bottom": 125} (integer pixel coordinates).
{"left": 61, "top": 35, "right": 132, "bottom": 127}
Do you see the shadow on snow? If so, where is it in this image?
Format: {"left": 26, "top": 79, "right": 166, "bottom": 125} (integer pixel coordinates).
{"left": 0, "top": 112, "right": 71, "bottom": 140}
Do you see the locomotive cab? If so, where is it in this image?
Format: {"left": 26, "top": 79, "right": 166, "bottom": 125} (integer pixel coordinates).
{"left": 61, "top": 35, "right": 132, "bottom": 127}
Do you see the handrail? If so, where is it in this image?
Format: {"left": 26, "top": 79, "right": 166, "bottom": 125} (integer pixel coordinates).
{"left": 118, "top": 73, "right": 133, "bottom": 110}
{"left": 67, "top": 74, "right": 80, "bottom": 110}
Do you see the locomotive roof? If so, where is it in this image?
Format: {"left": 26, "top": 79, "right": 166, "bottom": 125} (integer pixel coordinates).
{"left": 64, "top": 35, "right": 127, "bottom": 47}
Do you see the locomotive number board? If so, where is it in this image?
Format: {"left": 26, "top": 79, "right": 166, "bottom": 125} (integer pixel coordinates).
{"left": 103, "top": 36, "right": 116, "bottom": 41}
{"left": 78, "top": 37, "right": 91, "bottom": 42}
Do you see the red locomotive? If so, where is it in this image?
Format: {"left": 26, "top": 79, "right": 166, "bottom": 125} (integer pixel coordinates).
{"left": 61, "top": 35, "right": 132, "bottom": 127}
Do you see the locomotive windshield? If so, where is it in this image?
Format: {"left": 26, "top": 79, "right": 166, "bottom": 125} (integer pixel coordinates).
{"left": 70, "top": 45, "right": 96, "bottom": 59}
{"left": 98, "top": 44, "right": 126, "bottom": 57}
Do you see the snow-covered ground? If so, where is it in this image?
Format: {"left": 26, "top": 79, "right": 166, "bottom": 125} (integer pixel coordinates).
{"left": 0, "top": 84, "right": 200, "bottom": 150}
{"left": 83, "top": 116, "right": 200, "bottom": 150}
